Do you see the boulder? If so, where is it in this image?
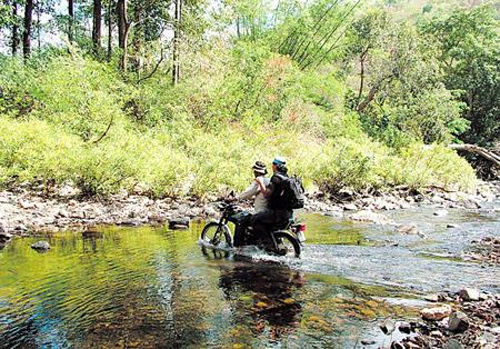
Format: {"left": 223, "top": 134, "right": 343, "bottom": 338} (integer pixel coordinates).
{"left": 398, "top": 321, "right": 411, "bottom": 334}
{"left": 448, "top": 311, "right": 469, "bottom": 333}
{"left": 459, "top": 288, "right": 480, "bottom": 301}
{"left": 420, "top": 304, "right": 452, "bottom": 321}
{"left": 0, "top": 231, "right": 13, "bottom": 243}
{"left": 380, "top": 318, "right": 395, "bottom": 335}
{"left": 31, "top": 241, "right": 50, "bottom": 251}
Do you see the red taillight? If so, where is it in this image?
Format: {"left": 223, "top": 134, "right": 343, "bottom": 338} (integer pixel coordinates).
{"left": 299, "top": 224, "right": 306, "bottom": 232}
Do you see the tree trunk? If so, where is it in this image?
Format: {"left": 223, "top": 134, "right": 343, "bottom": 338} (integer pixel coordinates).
{"left": 131, "top": 2, "right": 143, "bottom": 71}
{"left": 117, "top": 0, "right": 126, "bottom": 49}
{"left": 107, "top": 0, "right": 113, "bottom": 60}
{"left": 37, "top": 1, "right": 40, "bottom": 49}
{"left": 92, "top": 0, "right": 102, "bottom": 53}
{"left": 357, "top": 48, "right": 369, "bottom": 104}
{"left": 23, "top": 0, "right": 33, "bottom": 59}
{"left": 12, "top": 2, "right": 19, "bottom": 55}
{"left": 116, "top": 0, "right": 129, "bottom": 70}
{"left": 356, "top": 75, "right": 393, "bottom": 112}
{"left": 172, "top": 0, "right": 181, "bottom": 85}
{"left": 68, "top": 0, "right": 74, "bottom": 42}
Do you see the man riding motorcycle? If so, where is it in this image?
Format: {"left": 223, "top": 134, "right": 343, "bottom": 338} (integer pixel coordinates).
{"left": 251, "top": 157, "right": 293, "bottom": 238}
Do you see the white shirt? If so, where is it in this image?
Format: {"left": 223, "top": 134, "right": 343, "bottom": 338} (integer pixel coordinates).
{"left": 238, "top": 176, "right": 270, "bottom": 213}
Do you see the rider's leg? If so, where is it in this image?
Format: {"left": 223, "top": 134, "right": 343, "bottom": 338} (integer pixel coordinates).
{"left": 250, "top": 209, "right": 276, "bottom": 237}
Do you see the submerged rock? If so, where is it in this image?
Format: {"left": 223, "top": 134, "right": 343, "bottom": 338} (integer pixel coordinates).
{"left": 31, "top": 241, "right": 50, "bottom": 251}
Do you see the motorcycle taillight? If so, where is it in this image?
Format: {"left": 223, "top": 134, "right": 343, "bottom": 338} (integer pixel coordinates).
{"left": 299, "top": 224, "right": 306, "bottom": 232}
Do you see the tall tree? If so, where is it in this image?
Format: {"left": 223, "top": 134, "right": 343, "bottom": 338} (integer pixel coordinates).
{"left": 92, "top": 0, "right": 102, "bottom": 53}
{"left": 11, "top": 1, "right": 19, "bottom": 55}
{"left": 68, "top": 0, "right": 73, "bottom": 41}
{"left": 107, "top": 0, "right": 113, "bottom": 60}
{"left": 116, "top": 0, "right": 130, "bottom": 70}
{"left": 23, "top": 0, "right": 34, "bottom": 58}
{"left": 172, "top": 0, "right": 181, "bottom": 84}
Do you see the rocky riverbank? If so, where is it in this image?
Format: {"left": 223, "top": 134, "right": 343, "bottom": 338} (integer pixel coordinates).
{"left": 0, "top": 181, "right": 499, "bottom": 248}
{"left": 378, "top": 289, "right": 499, "bottom": 349}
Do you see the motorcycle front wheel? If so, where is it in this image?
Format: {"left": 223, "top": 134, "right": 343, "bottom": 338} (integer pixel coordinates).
{"left": 273, "top": 232, "right": 301, "bottom": 258}
{"left": 201, "top": 222, "right": 233, "bottom": 248}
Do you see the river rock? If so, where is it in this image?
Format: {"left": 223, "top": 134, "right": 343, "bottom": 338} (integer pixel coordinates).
{"left": 459, "top": 288, "right": 480, "bottom": 301}
{"left": 443, "top": 339, "right": 464, "bottom": 349}
{"left": 380, "top": 318, "right": 395, "bottom": 335}
{"left": 424, "top": 294, "right": 440, "bottom": 302}
{"left": 0, "top": 231, "right": 13, "bottom": 243}
{"left": 360, "top": 340, "right": 376, "bottom": 345}
{"left": 31, "top": 241, "right": 50, "bottom": 251}
{"left": 169, "top": 218, "right": 190, "bottom": 230}
{"left": 19, "top": 200, "right": 36, "bottom": 209}
{"left": 15, "top": 224, "right": 28, "bottom": 232}
{"left": 448, "top": 311, "right": 469, "bottom": 332}
{"left": 398, "top": 321, "right": 411, "bottom": 334}
{"left": 434, "top": 209, "right": 449, "bottom": 217}
{"left": 70, "top": 210, "right": 86, "bottom": 219}
{"left": 343, "top": 203, "right": 357, "bottom": 211}
{"left": 420, "top": 304, "right": 452, "bottom": 321}
{"left": 390, "top": 341, "right": 404, "bottom": 349}
{"left": 350, "top": 210, "right": 395, "bottom": 225}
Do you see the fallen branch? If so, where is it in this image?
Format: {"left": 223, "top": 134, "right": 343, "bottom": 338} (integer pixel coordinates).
{"left": 449, "top": 144, "right": 500, "bottom": 168}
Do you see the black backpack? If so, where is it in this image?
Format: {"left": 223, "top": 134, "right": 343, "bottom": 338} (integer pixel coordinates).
{"left": 275, "top": 173, "right": 305, "bottom": 210}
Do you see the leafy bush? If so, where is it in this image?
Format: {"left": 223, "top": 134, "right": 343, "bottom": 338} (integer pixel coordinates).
{"left": 0, "top": 51, "right": 477, "bottom": 197}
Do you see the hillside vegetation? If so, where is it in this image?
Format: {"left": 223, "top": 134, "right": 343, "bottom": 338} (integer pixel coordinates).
{"left": 1, "top": 0, "right": 498, "bottom": 197}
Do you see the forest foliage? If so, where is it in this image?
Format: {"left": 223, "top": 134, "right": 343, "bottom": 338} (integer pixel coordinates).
{"left": 0, "top": 0, "right": 498, "bottom": 197}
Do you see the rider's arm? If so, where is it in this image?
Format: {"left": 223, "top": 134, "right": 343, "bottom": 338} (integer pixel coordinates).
{"left": 256, "top": 176, "right": 274, "bottom": 197}
{"left": 238, "top": 181, "right": 259, "bottom": 200}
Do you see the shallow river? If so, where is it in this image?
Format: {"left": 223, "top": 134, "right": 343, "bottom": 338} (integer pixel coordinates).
{"left": 1, "top": 204, "right": 499, "bottom": 348}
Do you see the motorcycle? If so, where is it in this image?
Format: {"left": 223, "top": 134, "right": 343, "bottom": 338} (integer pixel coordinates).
{"left": 200, "top": 202, "right": 306, "bottom": 258}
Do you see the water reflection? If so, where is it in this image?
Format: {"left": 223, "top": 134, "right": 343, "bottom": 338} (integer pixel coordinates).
{"left": 218, "top": 259, "right": 305, "bottom": 340}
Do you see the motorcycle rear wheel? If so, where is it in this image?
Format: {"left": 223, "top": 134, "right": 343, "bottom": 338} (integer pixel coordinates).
{"left": 201, "top": 222, "right": 233, "bottom": 248}
{"left": 273, "top": 232, "right": 301, "bottom": 258}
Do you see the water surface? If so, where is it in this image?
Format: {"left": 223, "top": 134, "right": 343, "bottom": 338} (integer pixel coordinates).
{"left": 1, "top": 204, "right": 499, "bottom": 348}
